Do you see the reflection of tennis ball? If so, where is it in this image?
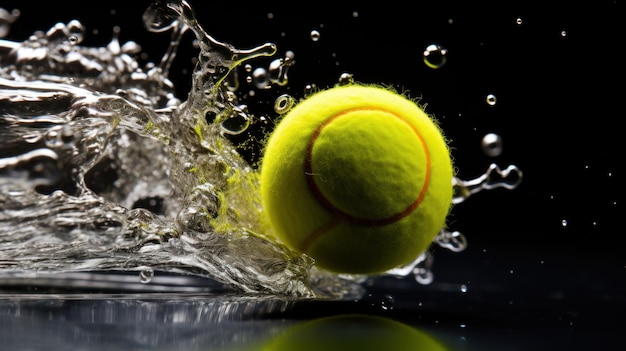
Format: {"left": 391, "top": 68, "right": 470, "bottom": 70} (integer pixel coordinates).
{"left": 262, "top": 314, "right": 448, "bottom": 351}
{"left": 260, "top": 84, "right": 453, "bottom": 274}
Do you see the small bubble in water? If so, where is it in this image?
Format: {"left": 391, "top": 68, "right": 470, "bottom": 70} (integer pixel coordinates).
{"left": 460, "top": 284, "right": 468, "bottom": 293}
{"left": 481, "top": 132, "right": 503, "bottom": 157}
{"left": 274, "top": 94, "right": 296, "bottom": 114}
{"left": 139, "top": 268, "right": 154, "bottom": 284}
{"left": 310, "top": 29, "right": 321, "bottom": 42}
{"left": 515, "top": 17, "right": 523, "bottom": 25}
{"left": 561, "top": 219, "right": 568, "bottom": 227}
{"left": 560, "top": 30, "right": 567, "bottom": 38}
{"left": 423, "top": 44, "right": 448, "bottom": 69}
{"left": 486, "top": 93, "right": 497, "bottom": 106}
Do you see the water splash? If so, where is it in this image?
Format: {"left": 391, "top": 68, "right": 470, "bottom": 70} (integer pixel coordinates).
{"left": 0, "top": 1, "right": 521, "bottom": 297}
{"left": 0, "top": 0, "right": 314, "bottom": 297}
{"left": 452, "top": 163, "right": 523, "bottom": 205}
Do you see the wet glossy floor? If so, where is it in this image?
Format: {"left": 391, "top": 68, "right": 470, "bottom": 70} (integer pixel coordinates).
{"left": 2, "top": 243, "right": 623, "bottom": 350}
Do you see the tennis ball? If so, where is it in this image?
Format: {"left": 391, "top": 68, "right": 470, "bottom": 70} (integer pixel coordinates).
{"left": 261, "top": 314, "right": 449, "bottom": 351}
{"left": 260, "top": 84, "right": 453, "bottom": 274}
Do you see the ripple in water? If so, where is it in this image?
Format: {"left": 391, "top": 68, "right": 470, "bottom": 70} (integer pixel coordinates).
{"left": 0, "top": 0, "right": 522, "bottom": 298}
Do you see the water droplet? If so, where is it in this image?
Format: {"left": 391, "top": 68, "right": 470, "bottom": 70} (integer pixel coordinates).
{"left": 338, "top": 72, "right": 354, "bottom": 85}
{"left": 139, "top": 268, "right": 154, "bottom": 284}
{"left": 304, "top": 84, "right": 317, "bottom": 96}
{"left": 381, "top": 295, "right": 395, "bottom": 311}
{"left": 515, "top": 17, "right": 523, "bottom": 25}
{"left": 560, "top": 30, "right": 567, "bottom": 38}
{"left": 310, "top": 29, "right": 321, "bottom": 42}
{"left": 561, "top": 219, "right": 568, "bottom": 227}
{"left": 414, "top": 267, "right": 434, "bottom": 285}
{"left": 486, "top": 93, "right": 497, "bottom": 106}
{"left": 252, "top": 67, "right": 270, "bottom": 89}
{"left": 274, "top": 94, "right": 296, "bottom": 114}
{"left": 423, "top": 44, "right": 448, "bottom": 69}
{"left": 460, "top": 284, "right": 468, "bottom": 293}
{"left": 481, "top": 132, "right": 503, "bottom": 157}
{"left": 352, "top": 11, "right": 359, "bottom": 18}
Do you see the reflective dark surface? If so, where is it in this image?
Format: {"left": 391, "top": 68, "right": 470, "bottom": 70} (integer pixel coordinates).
{"left": 2, "top": 241, "right": 624, "bottom": 350}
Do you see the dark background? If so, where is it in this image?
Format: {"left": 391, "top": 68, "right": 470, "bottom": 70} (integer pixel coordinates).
{"left": 1, "top": 0, "right": 623, "bottom": 348}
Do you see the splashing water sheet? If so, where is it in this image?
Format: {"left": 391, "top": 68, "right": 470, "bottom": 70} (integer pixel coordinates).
{"left": 0, "top": 0, "right": 524, "bottom": 301}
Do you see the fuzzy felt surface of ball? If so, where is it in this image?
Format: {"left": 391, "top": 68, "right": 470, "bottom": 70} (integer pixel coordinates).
{"left": 260, "top": 84, "right": 453, "bottom": 274}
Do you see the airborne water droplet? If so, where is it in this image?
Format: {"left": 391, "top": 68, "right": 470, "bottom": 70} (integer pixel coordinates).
{"left": 252, "top": 67, "right": 270, "bottom": 89}
{"left": 481, "top": 133, "right": 503, "bottom": 157}
{"left": 381, "top": 294, "right": 395, "bottom": 311}
{"left": 423, "top": 44, "right": 448, "bottom": 69}
{"left": 486, "top": 93, "right": 497, "bottom": 106}
{"left": 310, "top": 29, "right": 320, "bottom": 42}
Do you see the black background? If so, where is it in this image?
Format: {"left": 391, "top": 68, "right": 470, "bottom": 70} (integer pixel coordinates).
{"left": 1, "top": 0, "right": 623, "bottom": 348}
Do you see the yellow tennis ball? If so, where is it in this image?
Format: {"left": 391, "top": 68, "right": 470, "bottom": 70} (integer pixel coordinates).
{"left": 260, "top": 84, "right": 453, "bottom": 274}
